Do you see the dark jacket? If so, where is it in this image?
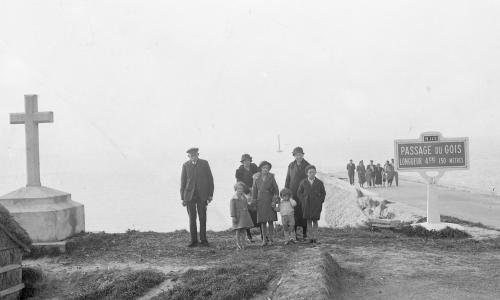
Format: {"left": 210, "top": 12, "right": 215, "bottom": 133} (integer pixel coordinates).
{"left": 235, "top": 163, "right": 259, "bottom": 191}
{"left": 180, "top": 159, "right": 214, "bottom": 203}
{"left": 346, "top": 163, "right": 355, "bottom": 174}
{"left": 297, "top": 177, "right": 326, "bottom": 221}
{"left": 285, "top": 159, "right": 310, "bottom": 198}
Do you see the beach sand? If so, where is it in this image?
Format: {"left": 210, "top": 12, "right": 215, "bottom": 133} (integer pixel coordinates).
{"left": 333, "top": 171, "right": 500, "bottom": 230}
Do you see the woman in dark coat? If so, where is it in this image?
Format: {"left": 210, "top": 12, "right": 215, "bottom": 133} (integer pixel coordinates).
{"left": 235, "top": 154, "right": 261, "bottom": 241}
{"left": 297, "top": 165, "right": 326, "bottom": 243}
{"left": 356, "top": 160, "right": 366, "bottom": 188}
{"left": 252, "top": 161, "right": 279, "bottom": 246}
{"left": 285, "top": 147, "right": 310, "bottom": 241}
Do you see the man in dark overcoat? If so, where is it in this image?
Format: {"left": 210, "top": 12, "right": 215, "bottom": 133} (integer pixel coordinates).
{"left": 285, "top": 146, "right": 310, "bottom": 241}
{"left": 346, "top": 159, "right": 356, "bottom": 185}
{"left": 180, "top": 147, "right": 214, "bottom": 247}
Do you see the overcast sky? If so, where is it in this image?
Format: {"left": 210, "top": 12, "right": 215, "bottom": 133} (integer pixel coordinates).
{"left": 1, "top": 0, "right": 500, "bottom": 162}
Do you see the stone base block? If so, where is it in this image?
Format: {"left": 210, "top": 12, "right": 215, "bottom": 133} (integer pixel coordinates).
{"left": 31, "top": 241, "right": 67, "bottom": 255}
{"left": 0, "top": 186, "right": 85, "bottom": 243}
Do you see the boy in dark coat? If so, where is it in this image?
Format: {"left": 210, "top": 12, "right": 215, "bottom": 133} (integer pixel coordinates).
{"left": 285, "top": 147, "right": 310, "bottom": 241}
{"left": 235, "top": 153, "right": 262, "bottom": 241}
{"left": 180, "top": 147, "right": 214, "bottom": 247}
{"left": 297, "top": 165, "right": 326, "bottom": 244}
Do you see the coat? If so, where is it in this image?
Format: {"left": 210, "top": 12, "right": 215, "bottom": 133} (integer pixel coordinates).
{"left": 230, "top": 194, "right": 254, "bottom": 230}
{"left": 357, "top": 164, "right": 366, "bottom": 184}
{"left": 235, "top": 163, "right": 259, "bottom": 192}
{"left": 346, "top": 163, "right": 356, "bottom": 175}
{"left": 285, "top": 159, "right": 310, "bottom": 227}
{"left": 374, "top": 166, "right": 383, "bottom": 185}
{"left": 180, "top": 159, "right": 214, "bottom": 203}
{"left": 297, "top": 177, "right": 326, "bottom": 221}
{"left": 385, "top": 164, "right": 395, "bottom": 181}
{"left": 366, "top": 165, "right": 374, "bottom": 181}
{"left": 252, "top": 173, "right": 279, "bottom": 223}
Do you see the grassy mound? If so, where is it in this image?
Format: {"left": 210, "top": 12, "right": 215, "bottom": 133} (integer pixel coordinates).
{"left": 73, "top": 269, "right": 167, "bottom": 300}
{"left": 394, "top": 225, "right": 471, "bottom": 239}
{"left": 0, "top": 203, "right": 32, "bottom": 249}
{"left": 154, "top": 264, "right": 275, "bottom": 300}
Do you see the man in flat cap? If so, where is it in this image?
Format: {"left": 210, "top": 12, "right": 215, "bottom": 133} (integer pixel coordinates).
{"left": 285, "top": 146, "right": 310, "bottom": 241}
{"left": 180, "top": 147, "right": 214, "bottom": 247}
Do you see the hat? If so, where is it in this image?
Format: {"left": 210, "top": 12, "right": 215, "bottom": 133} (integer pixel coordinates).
{"left": 186, "top": 147, "right": 199, "bottom": 154}
{"left": 292, "top": 147, "right": 304, "bottom": 155}
{"left": 258, "top": 161, "right": 272, "bottom": 170}
{"left": 280, "top": 188, "right": 292, "bottom": 197}
{"left": 305, "top": 165, "right": 316, "bottom": 174}
{"left": 240, "top": 154, "right": 252, "bottom": 163}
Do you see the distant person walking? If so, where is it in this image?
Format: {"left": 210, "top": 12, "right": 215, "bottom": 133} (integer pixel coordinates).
{"left": 252, "top": 161, "right": 279, "bottom": 246}
{"left": 368, "top": 160, "right": 376, "bottom": 187}
{"left": 374, "top": 163, "right": 383, "bottom": 187}
{"left": 384, "top": 160, "right": 395, "bottom": 187}
{"left": 285, "top": 147, "right": 310, "bottom": 241}
{"left": 391, "top": 158, "right": 399, "bottom": 187}
{"left": 357, "top": 160, "right": 366, "bottom": 188}
{"left": 297, "top": 165, "right": 326, "bottom": 244}
{"left": 180, "top": 148, "right": 214, "bottom": 247}
{"left": 235, "top": 153, "right": 261, "bottom": 242}
{"left": 366, "top": 161, "right": 374, "bottom": 188}
{"left": 346, "top": 159, "right": 356, "bottom": 185}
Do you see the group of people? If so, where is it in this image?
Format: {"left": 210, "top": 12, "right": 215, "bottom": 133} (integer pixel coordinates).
{"left": 346, "top": 158, "right": 399, "bottom": 188}
{"left": 180, "top": 146, "right": 326, "bottom": 250}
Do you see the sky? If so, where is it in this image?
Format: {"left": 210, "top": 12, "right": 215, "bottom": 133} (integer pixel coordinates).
{"left": 1, "top": 1, "right": 500, "bottom": 231}
{"left": 1, "top": 0, "right": 500, "bottom": 175}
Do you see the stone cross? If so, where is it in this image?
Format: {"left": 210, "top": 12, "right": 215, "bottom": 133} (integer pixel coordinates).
{"left": 10, "top": 95, "right": 53, "bottom": 187}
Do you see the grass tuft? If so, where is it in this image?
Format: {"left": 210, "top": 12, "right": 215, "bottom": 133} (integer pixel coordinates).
{"left": 154, "top": 264, "right": 275, "bottom": 300}
{"left": 394, "top": 225, "right": 471, "bottom": 239}
{"left": 72, "top": 269, "right": 167, "bottom": 300}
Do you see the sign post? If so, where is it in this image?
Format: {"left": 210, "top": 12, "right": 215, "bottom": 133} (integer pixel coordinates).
{"left": 394, "top": 132, "right": 469, "bottom": 230}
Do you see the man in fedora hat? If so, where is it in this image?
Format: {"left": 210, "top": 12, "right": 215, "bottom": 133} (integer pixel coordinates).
{"left": 180, "top": 147, "right": 214, "bottom": 247}
{"left": 235, "top": 153, "right": 261, "bottom": 242}
{"left": 285, "top": 146, "right": 310, "bottom": 241}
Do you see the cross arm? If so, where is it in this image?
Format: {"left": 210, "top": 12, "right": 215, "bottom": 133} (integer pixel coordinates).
{"left": 9, "top": 112, "right": 54, "bottom": 124}
{"left": 10, "top": 113, "right": 25, "bottom": 124}
{"left": 33, "top": 112, "right": 54, "bottom": 123}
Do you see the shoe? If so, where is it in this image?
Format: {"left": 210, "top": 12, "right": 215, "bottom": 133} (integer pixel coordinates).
{"left": 187, "top": 242, "right": 199, "bottom": 247}
{"left": 200, "top": 240, "right": 209, "bottom": 247}
{"left": 289, "top": 239, "right": 296, "bottom": 244}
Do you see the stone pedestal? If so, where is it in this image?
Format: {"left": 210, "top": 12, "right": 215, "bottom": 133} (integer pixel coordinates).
{"left": 0, "top": 186, "right": 85, "bottom": 243}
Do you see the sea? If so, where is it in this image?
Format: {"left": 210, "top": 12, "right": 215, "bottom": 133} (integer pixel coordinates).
{"left": 0, "top": 137, "right": 498, "bottom": 233}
